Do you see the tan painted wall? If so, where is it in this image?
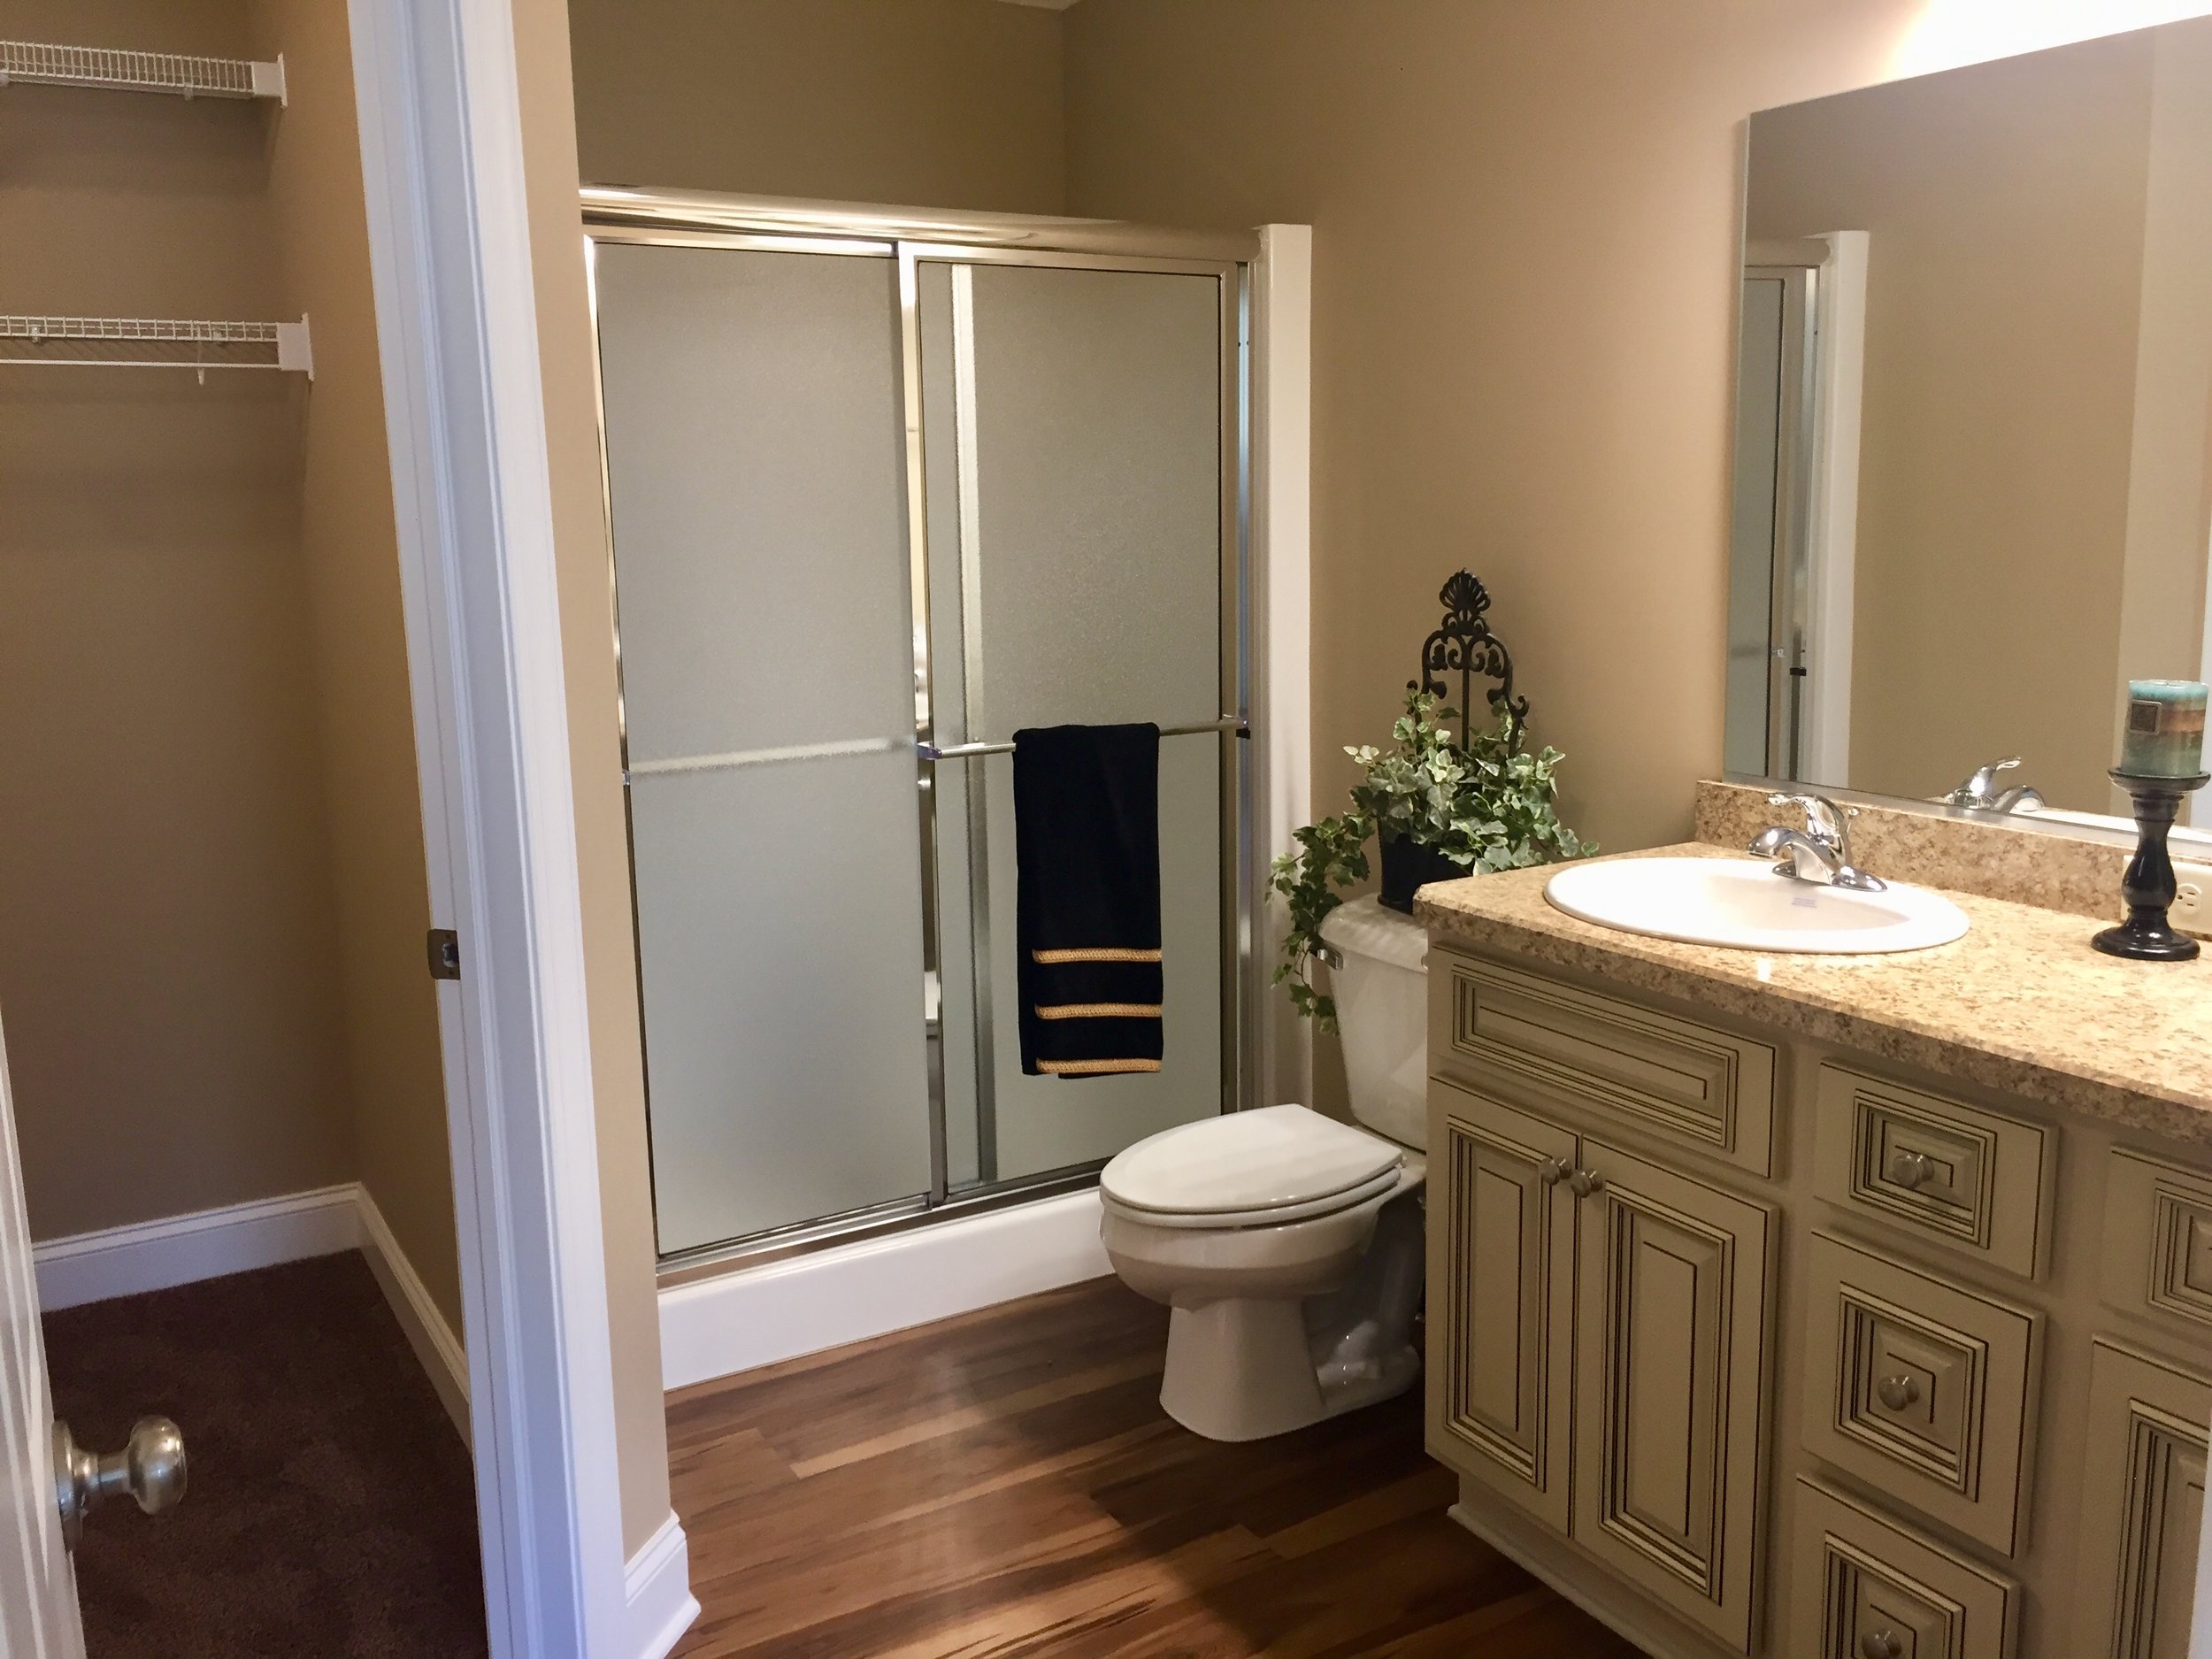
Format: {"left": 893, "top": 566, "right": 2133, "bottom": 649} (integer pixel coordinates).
{"left": 513, "top": 0, "right": 677, "bottom": 1558}
{"left": 253, "top": 0, "right": 465, "bottom": 1330}
{"left": 0, "top": 0, "right": 357, "bottom": 1239}
{"left": 1064, "top": 0, "right": 1951, "bottom": 865}
{"left": 566, "top": 0, "right": 1066, "bottom": 211}
{"left": 0, "top": 0, "right": 463, "bottom": 1328}
{"left": 1748, "top": 38, "right": 2155, "bottom": 810}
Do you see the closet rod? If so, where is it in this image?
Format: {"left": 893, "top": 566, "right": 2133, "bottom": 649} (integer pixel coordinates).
{"left": 0, "top": 41, "right": 286, "bottom": 104}
{"left": 0, "top": 315, "right": 313, "bottom": 379}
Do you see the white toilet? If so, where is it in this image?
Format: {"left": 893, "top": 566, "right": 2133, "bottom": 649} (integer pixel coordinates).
{"left": 1099, "top": 895, "right": 1430, "bottom": 1441}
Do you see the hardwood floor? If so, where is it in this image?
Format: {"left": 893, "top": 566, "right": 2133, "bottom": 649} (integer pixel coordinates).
{"left": 666, "top": 1276, "right": 1642, "bottom": 1658}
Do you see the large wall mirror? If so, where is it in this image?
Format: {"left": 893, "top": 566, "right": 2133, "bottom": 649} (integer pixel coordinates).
{"left": 1726, "top": 19, "right": 2212, "bottom": 831}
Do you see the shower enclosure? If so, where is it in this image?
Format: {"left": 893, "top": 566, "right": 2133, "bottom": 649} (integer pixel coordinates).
{"left": 582, "top": 190, "right": 1257, "bottom": 1263}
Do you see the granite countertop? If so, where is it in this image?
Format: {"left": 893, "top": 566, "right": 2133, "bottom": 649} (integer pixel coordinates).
{"left": 1415, "top": 843, "right": 2212, "bottom": 1148}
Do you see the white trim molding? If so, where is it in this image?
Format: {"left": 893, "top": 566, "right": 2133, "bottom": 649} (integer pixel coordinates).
{"left": 618, "top": 1512, "right": 699, "bottom": 1659}
{"left": 33, "top": 1183, "right": 472, "bottom": 1444}
{"left": 1253, "top": 223, "right": 1314, "bottom": 1113}
{"left": 1800, "top": 229, "right": 1867, "bottom": 789}
{"left": 356, "top": 1187, "right": 472, "bottom": 1443}
{"left": 659, "top": 1190, "right": 1110, "bottom": 1390}
{"left": 347, "top": 0, "right": 666, "bottom": 1654}
{"left": 32, "top": 1185, "right": 359, "bottom": 1312}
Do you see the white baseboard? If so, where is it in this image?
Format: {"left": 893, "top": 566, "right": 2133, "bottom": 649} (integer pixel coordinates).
{"left": 658, "top": 1188, "right": 1111, "bottom": 1390}
{"left": 34, "top": 1184, "right": 361, "bottom": 1311}
{"left": 356, "top": 1187, "right": 471, "bottom": 1444}
{"left": 34, "top": 1181, "right": 471, "bottom": 1444}
{"left": 618, "top": 1510, "right": 699, "bottom": 1659}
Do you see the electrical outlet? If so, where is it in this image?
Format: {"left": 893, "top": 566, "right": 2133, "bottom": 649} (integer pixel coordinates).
{"left": 2176, "top": 859, "right": 2212, "bottom": 933}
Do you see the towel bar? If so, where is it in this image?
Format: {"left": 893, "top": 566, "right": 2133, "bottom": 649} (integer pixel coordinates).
{"left": 919, "top": 718, "right": 1248, "bottom": 763}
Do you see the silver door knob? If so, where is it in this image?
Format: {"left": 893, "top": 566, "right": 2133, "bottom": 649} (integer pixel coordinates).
{"left": 1536, "top": 1157, "right": 1571, "bottom": 1187}
{"left": 1860, "top": 1630, "right": 1904, "bottom": 1659}
{"left": 1876, "top": 1374, "right": 1922, "bottom": 1412}
{"left": 1568, "top": 1168, "right": 1605, "bottom": 1198}
{"left": 1888, "top": 1150, "right": 1934, "bottom": 1190}
{"left": 52, "top": 1417, "right": 188, "bottom": 1548}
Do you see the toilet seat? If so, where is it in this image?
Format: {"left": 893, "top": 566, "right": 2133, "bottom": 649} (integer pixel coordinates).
{"left": 1102, "top": 1164, "right": 1406, "bottom": 1229}
{"left": 1101, "top": 1104, "right": 1405, "bottom": 1230}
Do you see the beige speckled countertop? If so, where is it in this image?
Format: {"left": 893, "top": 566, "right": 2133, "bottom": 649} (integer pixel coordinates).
{"left": 1415, "top": 843, "right": 2212, "bottom": 1148}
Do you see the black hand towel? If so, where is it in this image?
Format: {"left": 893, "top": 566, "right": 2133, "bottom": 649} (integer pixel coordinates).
{"left": 1012, "top": 723, "right": 1164, "bottom": 1079}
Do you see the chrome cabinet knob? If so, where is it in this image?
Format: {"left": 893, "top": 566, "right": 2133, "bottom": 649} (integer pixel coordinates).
{"left": 1876, "top": 1374, "right": 1922, "bottom": 1412}
{"left": 1860, "top": 1629, "right": 1904, "bottom": 1659}
{"left": 1537, "top": 1157, "right": 1571, "bottom": 1187}
{"left": 1888, "top": 1150, "right": 1934, "bottom": 1190}
{"left": 1568, "top": 1168, "right": 1605, "bottom": 1198}
{"left": 53, "top": 1417, "right": 188, "bottom": 1548}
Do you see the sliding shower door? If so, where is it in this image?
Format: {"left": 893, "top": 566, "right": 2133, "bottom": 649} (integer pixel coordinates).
{"left": 589, "top": 211, "right": 1246, "bottom": 1260}
{"left": 917, "top": 257, "right": 1233, "bottom": 1187}
{"left": 593, "top": 238, "right": 934, "bottom": 1256}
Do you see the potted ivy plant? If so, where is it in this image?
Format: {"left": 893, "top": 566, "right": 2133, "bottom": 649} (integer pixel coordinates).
{"left": 1270, "top": 574, "right": 1592, "bottom": 1028}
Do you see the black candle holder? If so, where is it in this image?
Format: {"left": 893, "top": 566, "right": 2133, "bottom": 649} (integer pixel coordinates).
{"left": 2092, "top": 768, "right": 2209, "bottom": 962}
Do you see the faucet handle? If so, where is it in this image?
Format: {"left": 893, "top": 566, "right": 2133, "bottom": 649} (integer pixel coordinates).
{"left": 1946, "top": 756, "right": 2023, "bottom": 807}
{"left": 1765, "top": 792, "right": 1856, "bottom": 852}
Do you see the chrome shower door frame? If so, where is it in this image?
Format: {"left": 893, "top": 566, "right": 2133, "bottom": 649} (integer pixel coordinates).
{"left": 582, "top": 191, "right": 1257, "bottom": 1275}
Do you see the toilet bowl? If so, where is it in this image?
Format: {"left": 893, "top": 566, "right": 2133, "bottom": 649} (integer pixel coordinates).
{"left": 1099, "top": 895, "right": 1431, "bottom": 1441}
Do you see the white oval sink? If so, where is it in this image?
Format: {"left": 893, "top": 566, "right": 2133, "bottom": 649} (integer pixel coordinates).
{"left": 1544, "top": 856, "right": 1970, "bottom": 954}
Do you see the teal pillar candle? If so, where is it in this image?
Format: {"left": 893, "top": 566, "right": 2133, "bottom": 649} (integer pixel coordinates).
{"left": 2120, "top": 680, "right": 2208, "bottom": 778}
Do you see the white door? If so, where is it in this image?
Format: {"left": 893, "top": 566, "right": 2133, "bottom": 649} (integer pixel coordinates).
{"left": 0, "top": 1010, "right": 87, "bottom": 1659}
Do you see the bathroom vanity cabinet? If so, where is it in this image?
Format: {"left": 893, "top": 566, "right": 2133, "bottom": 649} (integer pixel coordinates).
{"left": 1423, "top": 941, "right": 2212, "bottom": 1659}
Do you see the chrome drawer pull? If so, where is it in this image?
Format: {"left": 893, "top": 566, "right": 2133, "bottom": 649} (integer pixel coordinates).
{"left": 1876, "top": 1374, "right": 1922, "bottom": 1412}
{"left": 1888, "top": 1149, "right": 1935, "bottom": 1190}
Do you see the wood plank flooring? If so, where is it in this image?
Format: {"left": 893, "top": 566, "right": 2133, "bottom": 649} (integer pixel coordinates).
{"left": 667, "top": 1276, "right": 1642, "bottom": 1658}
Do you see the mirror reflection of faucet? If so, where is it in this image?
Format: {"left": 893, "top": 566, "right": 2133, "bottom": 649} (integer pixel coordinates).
{"left": 1748, "top": 793, "right": 1888, "bottom": 892}
{"left": 1942, "top": 756, "right": 2047, "bottom": 815}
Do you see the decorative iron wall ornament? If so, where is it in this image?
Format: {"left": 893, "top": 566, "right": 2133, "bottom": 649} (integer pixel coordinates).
{"left": 1414, "top": 571, "right": 1527, "bottom": 751}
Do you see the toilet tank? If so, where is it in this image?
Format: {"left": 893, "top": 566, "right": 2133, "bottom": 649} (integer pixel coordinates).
{"left": 1317, "top": 895, "right": 1430, "bottom": 1150}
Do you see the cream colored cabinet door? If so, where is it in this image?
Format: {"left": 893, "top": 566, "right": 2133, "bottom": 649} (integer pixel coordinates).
{"left": 1429, "top": 1081, "right": 1578, "bottom": 1534}
{"left": 2073, "top": 1340, "right": 2209, "bottom": 1659}
{"left": 1571, "top": 1134, "right": 1773, "bottom": 1655}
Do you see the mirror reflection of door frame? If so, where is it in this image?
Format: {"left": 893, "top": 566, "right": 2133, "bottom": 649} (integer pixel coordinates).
{"left": 1735, "top": 233, "right": 1867, "bottom": 788}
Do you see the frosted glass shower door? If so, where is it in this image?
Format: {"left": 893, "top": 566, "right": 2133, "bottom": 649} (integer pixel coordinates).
{"left": 592, "top": 239, "right": 933, "bottom": 1256}
{"left": 918, "top": 257, "right": 1234, "bottom": 1187}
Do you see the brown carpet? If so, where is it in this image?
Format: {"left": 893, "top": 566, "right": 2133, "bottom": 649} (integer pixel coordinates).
{"left": 41, "top": 1252, "right": 488, "bottom": 1658}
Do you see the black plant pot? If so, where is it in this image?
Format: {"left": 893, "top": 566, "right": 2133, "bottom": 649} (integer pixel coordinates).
{"left": 1377, "top": 833, "right": 1466, "bottom": 914}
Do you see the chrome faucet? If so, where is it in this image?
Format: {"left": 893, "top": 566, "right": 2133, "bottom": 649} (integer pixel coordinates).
{"left": 1943, "top": 756, "right": 2046, "bottom": 815}
{"left": 1749, "top": 793, "right": 1887, "bottom": 893}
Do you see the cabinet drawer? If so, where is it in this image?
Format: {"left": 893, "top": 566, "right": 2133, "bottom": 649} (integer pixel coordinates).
{"left": 1801, "top": 1233, "right": 2040, "bottom": 1557}
{"left": 1432, "top": 952, "right": 1776, "bottom": 1175}
{"left": 2072, "top": 1341, "right": 2209, "bottom": 1659}
{"left": 2101, "top": 1148, "right": 2212, "bottom": 1335}
{"left": 1812, "top": 1064, "right": 2051, "bottom": 1280}
{"left": 1786, "top": 1478, "right": 2019, "bottom": 1659}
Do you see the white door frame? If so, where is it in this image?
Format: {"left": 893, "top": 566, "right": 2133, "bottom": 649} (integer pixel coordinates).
{"left": 344, "top": 2, "right": 653, "bottom": 1655}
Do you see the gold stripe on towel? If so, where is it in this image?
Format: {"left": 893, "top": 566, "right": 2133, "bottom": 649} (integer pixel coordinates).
{"left": 1039, "top": 1057, "right": 1164, "bottom": 1076}
{"left": 1033, "top": 1002, "right": 1164, "bottom": 1021}
{"left": 1030, "top": 947, "right": 1163, "bottom": 964}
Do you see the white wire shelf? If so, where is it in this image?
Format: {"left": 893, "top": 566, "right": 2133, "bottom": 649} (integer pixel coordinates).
{"left": 0, "top": 41, "right": 286, "bottom": 104}
{"left": 0, "top": 315, "right": 314, "bottom": 379}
